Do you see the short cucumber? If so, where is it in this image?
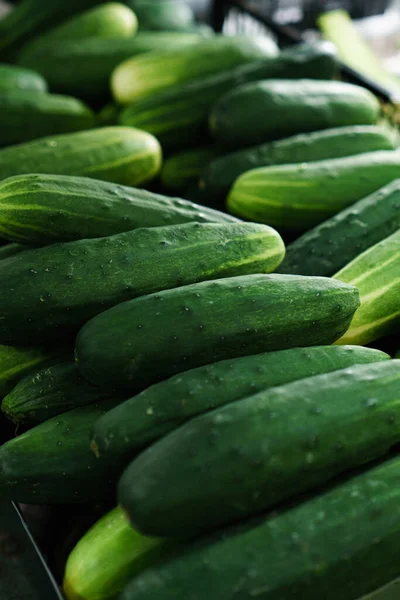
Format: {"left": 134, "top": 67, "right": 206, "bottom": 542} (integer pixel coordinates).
{"left": 334, "top": 229, "right": 400, "bottom": 346}
{"left": 76, "top": 274, "right": 359, "bottom": 392}
{"left": 228, "top": 150, "right": 400, "bottom": 230}
{"left": 0, "top": 127, "right": 162, "bottom": 187}
{"left": 130, "top": 0, "right": 194, "bottom": 32}
{"left": 277, "top": 179, "right": 400, "bottom": 277}
{"left": 120, "top": 453, "right": 400, "bottom": 600}
{"left": 0, "top": 63, "right": 47, "bottom": 93}
{"left": 0, "top": 344, "right": 60, "bottom": 399}
{"left": 209, "top": 79, "right": 380, "bottom": 148}
{"left": 161, "top": 146, "right": 222, "bottom": 192}
{"left": 0, "top": 173, "right": 237, "bottom": 245}
{"left": 0, "top": 222, "right": 284, "bottom": 345}
{"left": 199, "top": 125, "right": 396, "bottom": 203}
{"left": 91, "top": 346, "right": 389, "bottom": 473}
{"left": 0, "top": 90, "right": 95, "bottom": 147}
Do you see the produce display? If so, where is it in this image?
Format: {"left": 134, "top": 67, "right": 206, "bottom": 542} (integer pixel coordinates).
{"left": 0, "top": 2, "right": 399, "bottom": 600}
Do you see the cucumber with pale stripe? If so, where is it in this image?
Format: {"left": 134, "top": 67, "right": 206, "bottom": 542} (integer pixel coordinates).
{"left": 0, "top": 173, "right": 237, "bottom": 245}
{"left": 334, "top": 229, "right": 400, "bottom": 346}
{"left": 0, "top": 64, "right": 47, "bottom": 93}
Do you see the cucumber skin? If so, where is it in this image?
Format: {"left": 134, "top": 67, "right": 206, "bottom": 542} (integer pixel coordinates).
{"left": 228, "top": 150, "right": 400, "bottom": 230}
{"left": 0, "top": 243, "right": 28, "bottom": 260}
{"left": 0, "top": 344, "right": 60, "bottom": 399}
{"left": 277, "top": 179, "right": 400, "bottom": 277}
{"left": 121, "top": 453, "right": 400, "bottom": 600}
{"left": 0, "top": 222, "right": 284, "bottom": 345}
{"left": 161, "top": 146, "right": 222, "bottom": 192}
{"left": 0, "top": 127, "right": 161, "bottom": 187}
{"left": 335, "top": 229, "right": 400, "bottom": 346}
{"left": 199, "top": 125, "right": 396, "bottom": 203}
{"left": 91, "top": 346, "right": 389, "bottom": 472}
{"left": 0, "top": 90, "right": 95, "bottom": 147}
{"left": 119, "top": 42, "right": 337, "bottom": 151}
{"left": 76, "top": 274, "right": 360, "bottom": 392}
{"left": 0, "top": 64, "right": 48, "bottom": 93}
{"left": 210, "top": 79, "right": 380, "bottom": 149}
{"left": 131, "top": 0, "right": 194, "bottom": 32}
{"left": 0, "top": 173, "right": 237, "bottom": 245}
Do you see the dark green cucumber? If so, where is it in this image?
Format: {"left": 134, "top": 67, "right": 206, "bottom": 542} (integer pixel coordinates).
{"left": 0, "top": 90, "right": 95, "bottom": 147}
{"left": 0, "top": 243, "right": 28, "bottom": 260}
{"left": 131, "top": 0, "right": 195, "bottom": 31}
{"left": 119, "top": 41, "right": 338, "bottom": 151}
{"left": 121, "top": 453, "right": 400, "bottom": 600}
{"left": 210, "top": 79, "right": 380, "bottom": 148}
{"left": 0, "top": 398, "right": 122, "bottom": 504}
{"left": 0, "top": 63, "right": 47, "bottom": 93}
{"left": 277, "top": 179, "right": 400, "bottom": 277}
{"left": 228, "top": 150, "right": 400, "bottom": 230}
{"left": 0, "top": 222, "right": 284, "bottom": 345}
{"left": 2, "top": 361, "right": 122, "bottom": 425}
{"left": 119, "top": 360, "right": 400, "bottom": 538}
{"left": 76, "top": 274, "right": 359, "bottom": 392}
{"left": 0, "top": 173, "right": 237, "bottom": 245}
{"left": 161, "top": 146, "right": 222, "bottom": 192}
{"left": 0, "top": 127, "right": 161, "bottom": 187}
{"left": 91, "top": 345, "right": 389, "bottom": 472}
{"left": 199, "top": 125, "right": 396, "bottom": 203}
{"left": 0, "top": 344, "right": 60, "bottom": 399}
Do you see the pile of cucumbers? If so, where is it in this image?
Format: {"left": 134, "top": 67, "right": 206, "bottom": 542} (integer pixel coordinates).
{"left": 0, "top": 1, "right": 399, "bottom": 600}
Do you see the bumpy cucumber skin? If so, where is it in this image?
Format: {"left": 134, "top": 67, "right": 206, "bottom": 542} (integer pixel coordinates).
{"left": 91, "top": 346, "right": 389, "bottom": 472}
{"left": 119, "top": 42, "right": 337, "bottom": 151}
{"left": 0, "top": 173, "right": 237, "bottom": 245}
{"left": 118, "top": 360, "right": 400, "bottom": 538}
{"left": 0, "top": 90, "right": 95, "bottom": 146}
{"left": 0, "top": 127, "right": 161, "bottom": 187}
{"left": 278, "top": 179, "right": 400, "bottom": 277}
{"left": 334, "top": 229, "right": 400, "bottom": 346}
{"left": 120, "top": 453, "right": 400, "bottom": 600}
{"left": 0, "top": 64, "right": 48, "bottom": 93}
{"left": 210, "top": 79, "right": 380, "bottom": 148}
{"left": 0, "top": 222, "right": 284, "bottom": 345}
{"left": 228, "top": 150, "right": 400, "bottom": 230}
{"left": 199, "top": 125, "right": 396, "bottom": 202}
{"left": 76, "top": 274, "right": 360, "bottom": 392}
{"left": 0, "top": 344, "right": 59, "bottom": 399}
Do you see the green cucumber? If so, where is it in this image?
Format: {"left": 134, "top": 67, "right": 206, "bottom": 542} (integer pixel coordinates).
{"left": 76, "top": 274, "right": 359, "bottom": 392}
{"left": 119, "top": 360, "right": 400, "bottom": 538}
{"left": 228, "top": 150, "right": 400, "bottom": 230}
{"left": 2, "top": 361, "right": 122, "bottom": 425}
{"left": 0, "top": 63, "right": 47, "bottom": 93}
{"left": 63, "top": 506, "right": 172, "bottom": 600}
{"left": 0, "top": 173, "right": 237, "bottom": 245}
{"left": 334, "top": 229, "right": 400, "bottom": 346}
{"left": 210, "top": 79, "right": 380, "bottom": 149}
{"left": 120, "top": 453, "right": 400, "bottom": 600}
{"left": 199, "top": 125, "right": 396, "bottom": 204}
{"left": 112, "top": 35, "right": 279, "bottom": 105}
{"left": 130, "top": 0, "right": 194, "bottom": 31}
{"left": 0, "top": 243, "right": 28, "bottom": 260}
{"left": 119, "top": 42, "right": 337, "bottom": 151}
{"left": 0, "top": 127, "right": 162, "bottom": 187}
{"left": 0, "top": 90, "right": 95, "bottom": 147}
{"left": 0, "top": 398, "right": 122, "bottom": 504}
{"left": 0, "top": 344, "right": 59, "bottom": 399}
{"left": 0, "top": 222, "right": 284, "bottom": 345}
{"left": 17, "top": 31, "right": 215, "bottom": 102}
{"left": 277, "top": 179, "right": 400, "bottom": 277}
{"left": 161, "top": 146, "right": 222, "bottom": 192}
{"left": 91, "top": 346, "right": 389, "bottom": 473}
{"left": 96, "top": 103, "right": 119, "bottom": 127}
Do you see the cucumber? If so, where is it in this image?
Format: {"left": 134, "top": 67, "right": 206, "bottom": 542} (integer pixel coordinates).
{"left": 0, "top": 344, "right": 59, "bottom": 399}
{"left": 91, "top": 346, "right": 389, "bottom": 473}
{"left": 0, "top": 173, "right": 237, "bottom": 245}
{"left": 119, "top": 41, "right": 338, "bottom": 151}
{"left": 76, "top": 274, "right": 359, "bottom": 392}
{"left": 0, "top": 90, "right": 95, "bottom": 147}
{"left": 277, "top": 179, "right": 400, "bottom": 277}
{"left": 228, "top": 150, "right": 400, "bottom": 231}
{"left": 0, "top": 398, "right": 122, "bottom": 504}
{"left": 161, "top": 146, "right": 222, "bottom": 192}
{"left": 17, "top": 32, "right": 214, "bottom": 102}
{"left": 334, "top": 229, "right": 400, "bottom": 346}
{"left": 0, "top": 243, "right": 28, "bottom": 260}
{"left": 0, "top": 222, "right": 284, "bottom": 345}
{"left": 120, "top": 453, "right": 400, "bottom": 600}
{"left": 130, "top": 0, "right": 194, "bottom": 31}
{"left": 63, "top": 506, "right": 172, "bottom": 600}
{"left": 112, "top": 35, "right": 279, "bottom": 105}
{"left": 209, "top": 79, "right": 380, "bottom": 149}
{"left": 199, "top": 125, "right": 396, "bottom": 204}
{"left": 0, "top": 127, "right": 162, "bottom": 187}
{"left": 2, "top": 361, "right": 122, "bottom": 425}
{"left": 96, "top": 103, "right": 119, "bottom": 127}
{"left": 0, "top": 63, "right": 47, "bottom": 93}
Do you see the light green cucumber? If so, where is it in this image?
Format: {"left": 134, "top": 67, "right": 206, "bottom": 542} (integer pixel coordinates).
{"left": 0, "top": 63, "right": 48, "bottom": 93}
